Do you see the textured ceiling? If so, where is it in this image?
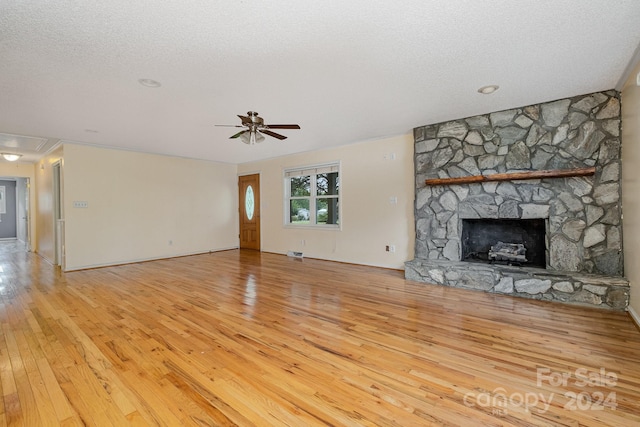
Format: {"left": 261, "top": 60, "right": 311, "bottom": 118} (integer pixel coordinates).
{"left": 1, "top": 1, "right": 640, "bottom": 164}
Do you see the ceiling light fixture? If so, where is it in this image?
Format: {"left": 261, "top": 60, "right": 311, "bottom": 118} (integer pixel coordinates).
{"left": 138, "top": 78, "right": 162, "bottom": 88}
{"left": 478, "top": 85, "right": 500, "bottom": 94}
{"left": 216, "top": 111, "right": 300, "bottom": 144}
{"left": 2, "top": 153, "right": 22, "bottom": 162}
{"left": 240, "top": 130, "right": 266, "bottom": 145}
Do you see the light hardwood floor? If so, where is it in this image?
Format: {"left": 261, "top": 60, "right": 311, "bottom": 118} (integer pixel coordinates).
{"left": 1, "top": 249, "right": 639, "bottom": 426}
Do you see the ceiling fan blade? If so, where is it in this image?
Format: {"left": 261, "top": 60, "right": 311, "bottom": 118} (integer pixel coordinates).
{"left": 265, "top": 124, "right": 300, "bottom": 129}
{"left": 230, "top": 130, "right": 248, "bottom": 139}
{"left": 237, "top": 114, "right": 252, "bottom": 124}
{"left": 215, "top": 124, "right": 243, "bottom": 128}
{"left": 260, "top": 129, "right": 287, "bottom": 140}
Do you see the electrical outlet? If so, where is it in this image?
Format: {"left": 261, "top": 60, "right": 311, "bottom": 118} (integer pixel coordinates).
{"left": 389, "top": 245, "right": 396, "bottom": 253}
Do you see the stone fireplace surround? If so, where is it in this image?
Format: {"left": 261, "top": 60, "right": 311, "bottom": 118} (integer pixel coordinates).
{"left": 405, "top": 90, "right": 629, "bottom": 310}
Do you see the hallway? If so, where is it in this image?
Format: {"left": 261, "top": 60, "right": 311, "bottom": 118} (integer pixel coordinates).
{"left": 0, "top": 240, "right": 28, "bottom": 255}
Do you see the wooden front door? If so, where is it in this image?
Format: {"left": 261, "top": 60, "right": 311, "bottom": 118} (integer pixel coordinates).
{"left": 238, "top": 174, "right": 260, "bottom": 250}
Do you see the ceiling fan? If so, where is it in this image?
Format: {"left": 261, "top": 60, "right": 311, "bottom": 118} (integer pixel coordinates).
{"left": 216, "top": 111, "right": 300, "bottom": 144}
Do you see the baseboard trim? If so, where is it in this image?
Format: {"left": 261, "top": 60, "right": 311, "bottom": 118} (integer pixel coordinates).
{"left": 63, "top": 247, "right": 239, "bottom": 272}
{"left": 629, "top": 306, "right": 640, "bottom": 330}
{"left": 260, "top": 250, "right": 406, "bottom": 272}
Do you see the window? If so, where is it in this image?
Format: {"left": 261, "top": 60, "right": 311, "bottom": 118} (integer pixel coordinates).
{"left": 244, "top": 185, "right": 255, "bottom": 220}
{"left": 285, "top": 163, "right": 340, "bottom": 227}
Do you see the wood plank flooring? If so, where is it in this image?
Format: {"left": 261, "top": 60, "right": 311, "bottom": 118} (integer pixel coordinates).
{"left": 1, "top": 248, "right": 640, "bottom": 426}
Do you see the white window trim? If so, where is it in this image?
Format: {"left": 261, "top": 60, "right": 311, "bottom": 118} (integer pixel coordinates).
{"left": 283, "top": 161, "right": 341, "bottom": 230}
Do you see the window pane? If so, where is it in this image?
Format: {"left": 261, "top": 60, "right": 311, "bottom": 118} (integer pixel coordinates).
{"left": 245, "top": 185, "right": 255, "bottom": 220}
{"left": 316, "top": 172, "right": 339, "bottom": 196}
{"left": 316, "top": 197, "right": 339, "bottom": 225}
{"left": 290, "top": 199, "right": 310, "bottom": 224}
{"left": 290, "top": 176, "right": 311, "bottom": 196}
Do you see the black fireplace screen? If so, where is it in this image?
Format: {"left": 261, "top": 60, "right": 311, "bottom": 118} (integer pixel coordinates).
{"left": 461, "top": 218, "right": 546, "bottom": 268}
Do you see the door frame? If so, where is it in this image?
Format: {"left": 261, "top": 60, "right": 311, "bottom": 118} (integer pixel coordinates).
{"left": 16, "top": 177, "right": 30, "bottom": 251}
{"left": 53, "top": 161, "right": 64, "bottom": 267}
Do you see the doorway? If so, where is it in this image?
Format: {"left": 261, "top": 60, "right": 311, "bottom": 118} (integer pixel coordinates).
{"left": 53, "top": 162, "right": 64, "bottom": 266}
{"left": 0, "top": 177, "right": 31, "bottom": 252}
{"left": 0, "top": 179, "right": 18, "bottom": 240}
{"left": 238, "top": 174, "right": 260, "bottom": 250}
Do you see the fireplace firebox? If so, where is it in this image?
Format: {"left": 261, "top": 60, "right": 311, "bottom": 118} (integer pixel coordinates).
{"left": 461, "top": 219, "right": 546, "bottom": 268}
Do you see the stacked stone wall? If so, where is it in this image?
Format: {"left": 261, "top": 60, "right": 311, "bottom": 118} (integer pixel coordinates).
{"left": 413, "top": 90, "right": 622, "bottom": 276}
{"left": 407, "top": 90, "right": 629, "bottom": 309}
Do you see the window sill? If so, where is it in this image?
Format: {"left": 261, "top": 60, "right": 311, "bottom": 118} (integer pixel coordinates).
{"left": 284, "top": 224, "right": 341, "bottom": 231}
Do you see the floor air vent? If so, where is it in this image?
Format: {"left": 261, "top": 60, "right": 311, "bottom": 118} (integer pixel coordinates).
{"left": 287, "top": 251, "right": 304, "bottom": 258}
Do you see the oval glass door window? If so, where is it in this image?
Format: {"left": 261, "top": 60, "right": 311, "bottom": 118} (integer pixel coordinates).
{"left": 245, "top": 185, "right": 255, "bottom": 220}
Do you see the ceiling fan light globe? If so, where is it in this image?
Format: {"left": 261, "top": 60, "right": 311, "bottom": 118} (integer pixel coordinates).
{"left": 255, "top": 132, "right": 265, "bottom": 144}
{"left": 240, "top": 132, "right": 252, "bottom": 144}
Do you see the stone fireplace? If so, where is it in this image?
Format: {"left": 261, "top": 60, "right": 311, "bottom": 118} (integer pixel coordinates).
{"left": 405, "top": 90, "right": 629, "bottom": 310}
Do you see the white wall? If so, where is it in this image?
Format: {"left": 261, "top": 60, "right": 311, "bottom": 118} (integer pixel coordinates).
{"left": 62, "top": 144, "right": 238, "bottom": 270}
{"left": 238, "top": 134, "right": 415, "bottom": 269}
{"left": 622, "top": 63, "right": 640, "bottom": 324}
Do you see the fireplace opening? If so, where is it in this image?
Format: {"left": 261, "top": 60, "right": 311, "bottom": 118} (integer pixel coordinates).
{"left": 461, "top": 218, "right": 546, "bottom": 268}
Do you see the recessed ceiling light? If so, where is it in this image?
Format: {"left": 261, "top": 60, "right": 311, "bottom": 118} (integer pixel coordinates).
{"left": 478, "top": 85, "right": 499, "bottom": 94}
{"left": 138, "top": 78, "right": 162, "bottom": 88}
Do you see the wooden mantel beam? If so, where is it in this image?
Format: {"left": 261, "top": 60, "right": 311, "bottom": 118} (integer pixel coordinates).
{"left": 424, "top": 167, "right": 596, "bottom": 186}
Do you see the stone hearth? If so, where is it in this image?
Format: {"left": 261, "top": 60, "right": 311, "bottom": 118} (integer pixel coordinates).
{"left": 406, "top": 90, "right": 629, "bottom": 310}
{"left": 405, "top": 259, "right": 628, "bottom": 309}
